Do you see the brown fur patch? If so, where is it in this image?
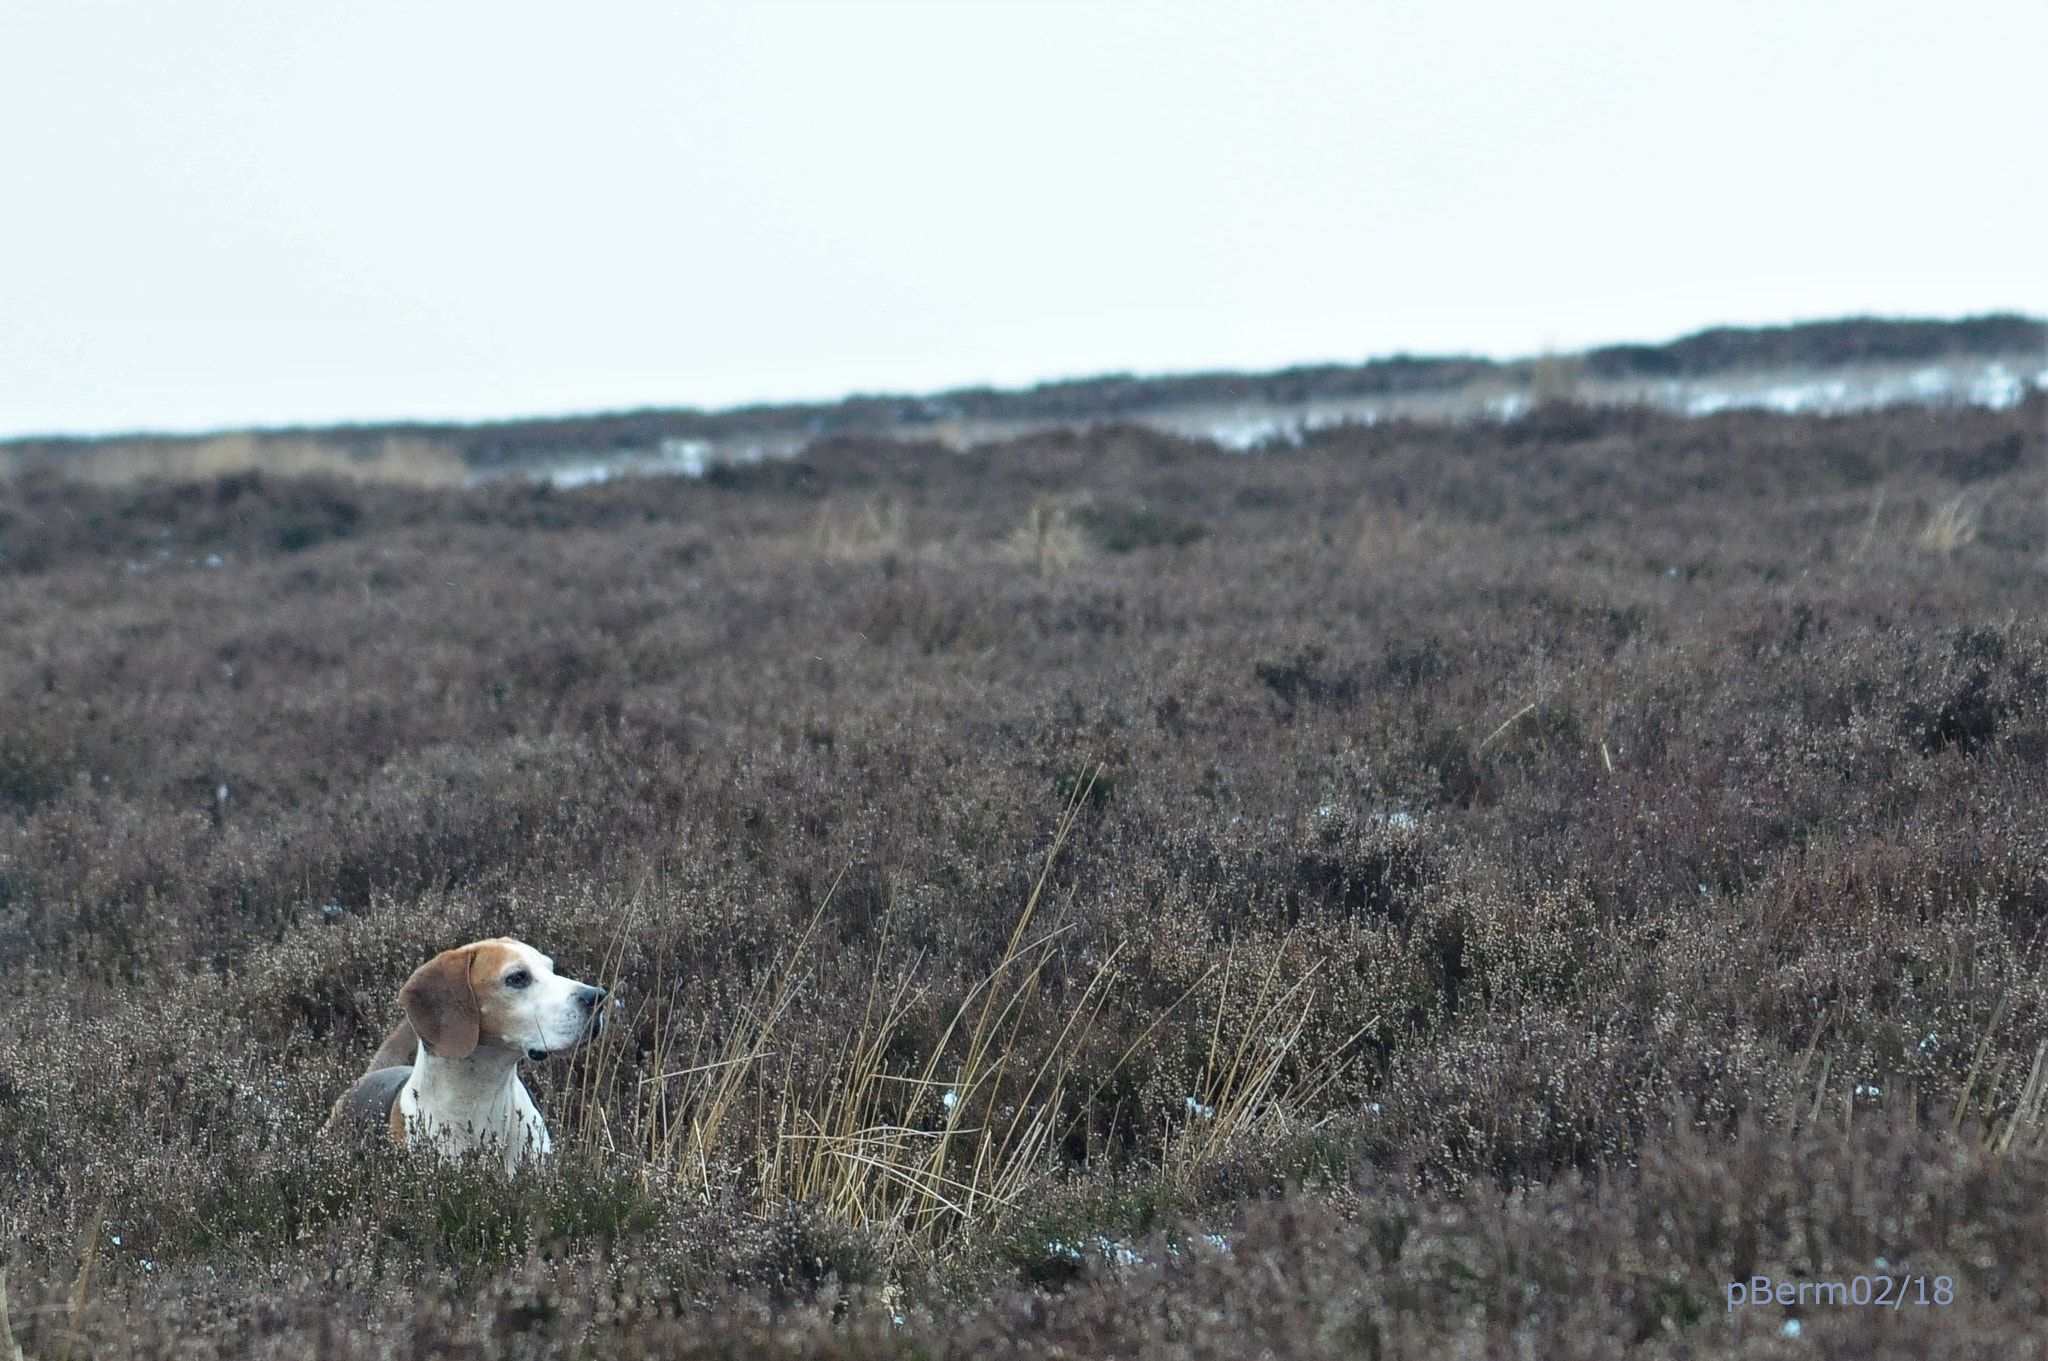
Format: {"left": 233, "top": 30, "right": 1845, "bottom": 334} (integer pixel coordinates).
{"left": 468, "top": 938, "right": 526, "bottom": 1048}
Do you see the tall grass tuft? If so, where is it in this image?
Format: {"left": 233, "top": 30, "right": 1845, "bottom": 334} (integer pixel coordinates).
{"left": 812, "top": 497, "right": 913, "bottom": 562}
{"left": 1918, "top": 492, "right": 1980, "bottom": 552}
{"left": 1002, "top": 499, "right": 1090, "bottom": 573}
{"left": 1161, "top": 950, "right": 1370, "bottom": 1188}
{"left": 614, "top": 770, "right": 1144, "bottom": 1259}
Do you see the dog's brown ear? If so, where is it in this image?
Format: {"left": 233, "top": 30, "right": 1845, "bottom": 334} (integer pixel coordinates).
{"left": 399, "top": 947, "right": 481, "bottom": 1059}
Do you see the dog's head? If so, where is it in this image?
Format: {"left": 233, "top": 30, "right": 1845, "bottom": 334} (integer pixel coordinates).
{"left": 398, "top": 937, "right": 606, "bottom": 1061}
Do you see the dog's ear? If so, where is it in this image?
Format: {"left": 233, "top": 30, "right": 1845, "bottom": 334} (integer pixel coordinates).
{"left": 399, "top": 947, "right": 481, "bottom": 1059}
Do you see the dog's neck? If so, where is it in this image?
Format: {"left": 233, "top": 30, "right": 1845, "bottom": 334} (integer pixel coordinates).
{"left": 407, "top": 1040, "right": 536, "bottom": 1163}
{"left": 413, "top": 1040, "right": 522, "bottom": 1108}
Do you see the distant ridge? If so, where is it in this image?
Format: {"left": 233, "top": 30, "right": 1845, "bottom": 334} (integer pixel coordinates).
{"left": 1579, "top": 314, "right": 2045, "bottom": 379}
{"left": 4, "top": 313, "right": 2042, "bottom": 479}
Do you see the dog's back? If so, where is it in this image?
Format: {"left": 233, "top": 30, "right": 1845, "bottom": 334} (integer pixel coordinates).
{"left": 327, "top": 1065, "right": 410, "bottom": 1137}
{"left": 366, "top": 1018, "right": 419, "bottom": 1072}
{"left": 324, "top": 1019, "right": 419, "bottom": 1140}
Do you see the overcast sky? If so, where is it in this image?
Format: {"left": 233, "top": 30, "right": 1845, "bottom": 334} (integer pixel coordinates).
{"left": 1, "top": 1, "right": 2042, "bottom": 438}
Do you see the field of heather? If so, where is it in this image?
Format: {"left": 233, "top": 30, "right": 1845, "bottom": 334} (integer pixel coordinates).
{"left": 4, "top": 396, "right": 2048, "bottom": 1356}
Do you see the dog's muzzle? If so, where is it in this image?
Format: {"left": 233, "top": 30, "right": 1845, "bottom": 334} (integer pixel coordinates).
{"left": 525, "top": 987, "right": 608, "bottom": 1062}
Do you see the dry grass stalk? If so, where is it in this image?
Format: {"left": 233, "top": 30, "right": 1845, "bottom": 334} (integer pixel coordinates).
{"left": 655, "top": 888, "right": 835, "bottom": 1201}
{"left": 1850, "top": 489, "right": 1886, "bottom": 562}
{"left": 1349, "top": 509, "right": 1424, "bottom": 562}
{"left": 1002, "top": 500, "right": 1089, "bottom": 572}
{"left": 1990, "top": 1040, "right": 2048, "bottom": 1154}
{"left": 1805, "top": 1059, "right": 1832, "bottom": 1129}
{"left": 0, "top": 1269, "right": 23, "bottom": 1361}
{"left": 1529, "top": 352, "right": 1587, "bottom": 404}
{"left": 814, "top": 498, "right": 912, "bottom": 562}
{"left": 1478, "top": 701, "right": 1539, "bottom": 752}
{"left": 1162, "top": 946, "right": 1375, "bottom": 1188}
{"left": 1952, "top": 995, "right": 2008, "bottom": 1134}
{"left": 1782, "top": 1007, "right": 1835, "bottom": 1130}
{"left": 631, "top": 772, "right": 1125, "bottom": 1257}
{"left": 1917, "top": 493, "right": 1980, "bottom": 553}
{"left": 565, "top": 881, "right": 651, "bottom": 1163}
{"left": 54, "top": 1207, "right": 103, "bottom": 1361}
{"left": 1164, "top": 950, "right": 1308, "bottom": 1185}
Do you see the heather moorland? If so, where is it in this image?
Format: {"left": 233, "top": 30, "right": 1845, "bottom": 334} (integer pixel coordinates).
{"left": 3, "top": 394, "right": 2048, "bottom": 1356}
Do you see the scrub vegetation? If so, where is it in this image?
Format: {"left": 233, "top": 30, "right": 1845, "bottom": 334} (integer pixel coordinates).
{"left": 5, "top": 313, "right": 2037, "bottom": 485}
{"left": 3, "top": 395, "right": 2048, "bottom": 1356}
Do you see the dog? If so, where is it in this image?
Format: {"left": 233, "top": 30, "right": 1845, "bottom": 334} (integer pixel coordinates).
{"left": 327, "top": 937, "right": 606, "bottom": 1171}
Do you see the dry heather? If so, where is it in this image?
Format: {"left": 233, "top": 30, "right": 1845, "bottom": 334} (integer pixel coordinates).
{"left": 3, "top": 397, "right": 2048, "bottom": 1356}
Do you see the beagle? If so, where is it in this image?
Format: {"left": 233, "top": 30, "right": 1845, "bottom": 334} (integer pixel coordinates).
{"left": 327, "top": 937, "right": 606, "bottom": 1171}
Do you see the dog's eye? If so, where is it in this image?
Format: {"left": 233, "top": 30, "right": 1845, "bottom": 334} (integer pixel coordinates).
{"left": 504, "top": 969, "right": 532, "bottom": 990}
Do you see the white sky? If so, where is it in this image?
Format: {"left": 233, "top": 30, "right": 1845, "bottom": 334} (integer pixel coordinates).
{"left": 1, "top": 1, "right": 2042, "bottom": 438}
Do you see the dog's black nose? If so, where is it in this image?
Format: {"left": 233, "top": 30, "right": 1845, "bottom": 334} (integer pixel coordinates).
{"left": 577, "top": 985, "right": 605, "bottom": 1014}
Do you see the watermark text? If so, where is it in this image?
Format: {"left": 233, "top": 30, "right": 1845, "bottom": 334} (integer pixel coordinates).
{"left": 1728, "top": 1274, "right": 1953, "bottom": 1311}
